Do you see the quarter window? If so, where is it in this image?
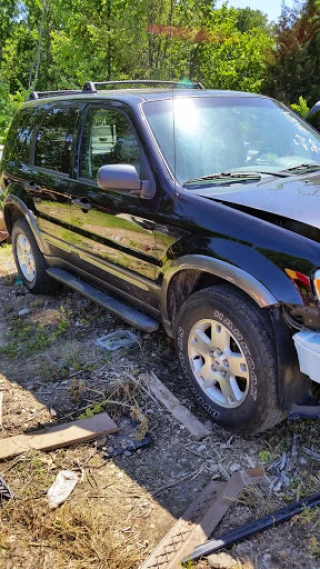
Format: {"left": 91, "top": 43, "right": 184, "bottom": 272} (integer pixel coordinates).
{"left": 4, "top": 107, "right": 42, "bottom": 163}
{"left": 35, "top": 106, "right": 79, "bottom": 173}
{"left": 80, "top": 108, "right": 141, "bottom": 180}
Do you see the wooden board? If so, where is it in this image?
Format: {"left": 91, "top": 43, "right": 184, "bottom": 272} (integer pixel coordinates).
{"left": 0, "top": 412, "right": 118, "bottom": 460}
{"left": 146, "top": 372, "right": 211, "bottom": 440}
{"left": 139, "top": 480, "right": 223, "bottom": 569}
{"left": 140, "top": 468, "right": 265, "bottom": 569}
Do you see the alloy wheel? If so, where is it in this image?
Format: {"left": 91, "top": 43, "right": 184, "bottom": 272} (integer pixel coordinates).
{"left": 188, "top": 319, "right": 250, "bottom": 408}
{"left": 16, "top": 233, "right": 36, "bottom": 282}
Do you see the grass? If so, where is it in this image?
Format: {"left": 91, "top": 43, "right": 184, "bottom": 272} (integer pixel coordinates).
{"left": 1, "top": 497, "right": 143, "bottom": 569}
{"left": 0, "top": 449, "right": 145, "bottom": 569}
{"left": 0, "top": 307, "right": 71, "bottom": 359}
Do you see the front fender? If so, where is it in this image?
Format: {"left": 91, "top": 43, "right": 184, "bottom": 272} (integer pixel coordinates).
{"left": 161, "top": 252, "right": 310, "bottom": 411}
{"left": 162, "top": 235, "right": 304, "bottom": 310}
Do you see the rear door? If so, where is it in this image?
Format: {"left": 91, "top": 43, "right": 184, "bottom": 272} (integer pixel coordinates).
{"left": 68, "top": 102, "right": 161, "bottom": 306}
{"left": 28, "top": 102, "right": 80, "bottom": 254}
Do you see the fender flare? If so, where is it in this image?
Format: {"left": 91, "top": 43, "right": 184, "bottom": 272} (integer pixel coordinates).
{"left": 162, "top": 253, "right": 279, "bottom": 315}
{"left": 161, "top": 254, "right": 284, "bottom": 336}
{"left": 3, "top": 195, "right": 49, "bottom": 255}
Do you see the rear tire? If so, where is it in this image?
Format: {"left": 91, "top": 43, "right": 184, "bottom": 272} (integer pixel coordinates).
{"left": 12, "top": 218, "right": 59, "bottom": 294}
{"left": 175, "top": 285, "right": 286, "bottom": 434}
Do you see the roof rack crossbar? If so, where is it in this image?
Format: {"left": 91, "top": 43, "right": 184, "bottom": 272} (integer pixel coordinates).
{"left": 29, "top": 89, "right": 82, "bottom": 101}
{"left": 82, "top": 80, "right": 204, "bottom": 92}
{"left": 28, "top": 80, "right": 205, "bottom": 101}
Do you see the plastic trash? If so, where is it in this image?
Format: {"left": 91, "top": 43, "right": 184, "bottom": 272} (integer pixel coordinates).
{"left": 95, "top": 330, "right": 138, "bottom": 351}
{"left": 101, "top": 417, "right": 152, "bottom": 459}
{"left": 0, "top": 476, "right": 15, "bottom": 500}
{"left": 18, "top": 308, "right": 30, "bottom": 317}
{"left": 47, "top": 470, "right": 78, "bottom": 509}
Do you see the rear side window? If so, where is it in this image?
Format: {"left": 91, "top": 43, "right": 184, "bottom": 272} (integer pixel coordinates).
{"left": 35, "top": 106, "right": 79, "bottom": 174}
{"left": 4, "top": 107, "right": 42, "bottom": 163}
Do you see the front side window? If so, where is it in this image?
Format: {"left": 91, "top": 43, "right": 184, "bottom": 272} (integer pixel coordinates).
{"left": 35, "top": 106, "right": 79, "bottom": 173}
{"left": 80, "top": 107, "right": 141, "bottom": 180}
{"left": 307, "top": 109, "right": 320, "bottom": 133}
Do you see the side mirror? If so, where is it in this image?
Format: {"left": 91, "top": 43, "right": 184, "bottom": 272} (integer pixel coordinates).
{"left": 97, "top": 164, "right": 152, "bottom": 198}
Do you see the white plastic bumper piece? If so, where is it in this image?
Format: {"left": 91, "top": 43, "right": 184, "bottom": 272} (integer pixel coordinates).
{"left": 293, "top": 330, "right": 320, "bottom": 384}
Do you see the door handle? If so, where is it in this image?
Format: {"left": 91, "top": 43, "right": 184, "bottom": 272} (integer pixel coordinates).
{"left": 72, "top": 198, "right": 92, "bottom": 211}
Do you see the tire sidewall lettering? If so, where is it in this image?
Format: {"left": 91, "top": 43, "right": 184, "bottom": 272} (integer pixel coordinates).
{"left": 177, "top": 308, "right": 259, "bottom": 413}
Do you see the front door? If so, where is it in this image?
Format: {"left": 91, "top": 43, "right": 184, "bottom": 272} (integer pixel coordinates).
{"left": 68, "top": 104, "right": 161, "bottom": 306}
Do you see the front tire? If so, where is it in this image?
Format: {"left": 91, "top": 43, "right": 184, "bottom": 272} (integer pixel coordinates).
{"left": 175, "top": 285, "right": 285, "bottom": 434}
{"left": 12, "top": 218, "right": 59, "bottom": 294}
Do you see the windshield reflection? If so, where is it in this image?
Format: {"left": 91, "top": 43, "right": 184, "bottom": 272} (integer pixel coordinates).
{"left": 144, "top": 96, "right": 320, "bottom": 187}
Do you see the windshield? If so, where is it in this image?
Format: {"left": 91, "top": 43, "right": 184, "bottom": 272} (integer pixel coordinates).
{"left": 143, "top": 96, "right": 320, "bottom": 187}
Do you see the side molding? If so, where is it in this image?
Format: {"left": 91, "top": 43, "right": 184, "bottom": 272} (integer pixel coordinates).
{"left": 162, "top": 254, "right": 278, "bottom": 330}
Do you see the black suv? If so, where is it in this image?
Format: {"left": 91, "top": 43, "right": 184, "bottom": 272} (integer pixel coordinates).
{"left": 2, "top": 80, "right": 320, "bottom": 434}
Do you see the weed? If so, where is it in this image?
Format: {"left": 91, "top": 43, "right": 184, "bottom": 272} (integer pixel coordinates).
{"left": 103, "top": 351, "right": 112, "bottom": 364}
{"left": 258, "top": 450, "right": 272, "bottom": 463}
{"left": 69, "top": 378, "right": 85, "bottom": 403}
{"left": 297, "top": 507, "right": 319, "bottom": 528}
{"left": 0, "top": 307, "right": 72, "bottom": 359}
{"left": 310, "top": 536, "right": 320, "bottom": 559}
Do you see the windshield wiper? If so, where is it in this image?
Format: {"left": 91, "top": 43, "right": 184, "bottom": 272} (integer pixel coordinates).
{"left": 184, "top": 171, "right": 261, "bottom": 185}
{"left": 281, "top": 163, "right": 320, "bottom": 174}
{"left": 183, "top": 169, "right": 291, "bottom": 185}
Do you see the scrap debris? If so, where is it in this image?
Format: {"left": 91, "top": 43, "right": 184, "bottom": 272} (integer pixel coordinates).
{"left": 0, "top": 476, "right": 14, "bottom": 501}
{"left": 140, "top": 468, "right": 265, "bottom": 569}
{"left": 0, "top": 412, "right": 118, "bottom": 460}
{"left": 185, "top": 489, "right": 320, "bottom": 562}
{"left": 47, "top": 470, "right": 79, "bottom": 509}
{"left": 95, "top": 329, "right": 138, "bottom": 351}
{"left": 100, "top": 416, "right": 152, "bottom": 458}
{"left": 141, "top": 371, "right": 211, "bottom": 440}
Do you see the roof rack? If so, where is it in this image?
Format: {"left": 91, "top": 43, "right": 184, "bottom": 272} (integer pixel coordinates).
{"left": 82, "top": 80, "right": 205, "bottom": 91}
{"left": 29, "top": 89, "right": 82, "bottom": 100}
{"left": 29, "top": 79, "right": 205, "bottom": 101}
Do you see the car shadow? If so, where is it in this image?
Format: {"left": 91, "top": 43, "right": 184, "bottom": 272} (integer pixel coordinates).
{"left": 0, "top": 253, "right": 261, "bottom": 568}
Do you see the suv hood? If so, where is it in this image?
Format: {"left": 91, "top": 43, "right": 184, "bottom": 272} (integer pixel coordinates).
{"left": 199, "top": 173, "right": 320, "bottom": 234}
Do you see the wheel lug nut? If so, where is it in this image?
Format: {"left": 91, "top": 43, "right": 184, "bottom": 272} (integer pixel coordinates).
{"left": 209, "top": 351, "right": 214, "bottom": 357}
{"left": 215, "top": 349, "right": 222, "bottom": 357}
{"left": 221, "top": 371, "right": 227, "bottom": 378}
{"left": 222, "top": 359, "right": 229, "bottom": 367}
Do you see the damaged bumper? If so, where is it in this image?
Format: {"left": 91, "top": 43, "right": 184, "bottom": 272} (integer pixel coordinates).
{"left": 293, "top": 330, "right": 320, "bottom": 384}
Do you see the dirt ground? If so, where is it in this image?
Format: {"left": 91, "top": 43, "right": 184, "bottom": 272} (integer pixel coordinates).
{"left": 1, "top": 242, "right": 320, "bottom": 569}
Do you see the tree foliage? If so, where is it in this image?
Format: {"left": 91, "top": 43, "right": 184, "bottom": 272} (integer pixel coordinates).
{"left": 0, "top": 0, "right": 317, "bottom": 140}
{"left": 262, "top": 0, "right": 320, "bottom": 107}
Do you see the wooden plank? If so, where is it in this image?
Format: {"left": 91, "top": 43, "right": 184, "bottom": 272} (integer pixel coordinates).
{"left": 0, "top": 413, "right": 118, "bottom": 461}
{"left": 139, "top": 480, "right": 223, "bottom": 569}
{"left": 176, "top": 468, "right": 265, "bottom": 567}
{"left": 140, "top": 469, "right": 265, "bottom": 569}
{"left": 145, "top": 372, "right": 211, "bottom": 440}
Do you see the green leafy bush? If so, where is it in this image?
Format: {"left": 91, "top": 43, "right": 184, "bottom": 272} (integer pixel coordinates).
{"left": 290, "top": 96, "right": 310, "bottom": 118}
